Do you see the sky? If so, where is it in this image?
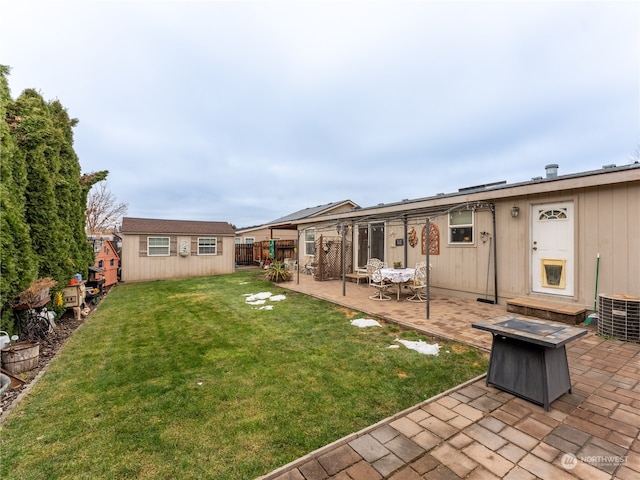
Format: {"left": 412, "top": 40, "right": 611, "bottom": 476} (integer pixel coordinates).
{"left": 2, "top": 1, "right": 639, "bottom": 228}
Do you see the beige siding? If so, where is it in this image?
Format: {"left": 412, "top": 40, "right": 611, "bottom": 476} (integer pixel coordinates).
{"left": 121, "top": 235, "right": 235, "bottom": 282}
{"left": 333, "top": 179, "right": 638, "bottom": 308}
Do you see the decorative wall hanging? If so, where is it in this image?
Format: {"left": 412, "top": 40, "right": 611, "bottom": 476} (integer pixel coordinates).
{"left": 408, "top": 227, "right": 418, "bottom": 248}
{"left": 421, "top": 222, "right": 440, "bottom": 255}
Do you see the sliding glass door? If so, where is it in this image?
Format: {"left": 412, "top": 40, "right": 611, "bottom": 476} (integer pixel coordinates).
{"left": 357, "top": 222, "right": 385, "bottom": 268}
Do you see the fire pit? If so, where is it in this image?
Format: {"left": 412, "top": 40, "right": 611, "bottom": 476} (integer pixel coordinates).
{"left": 473, "top": 315, "right": 587, "bottom": 411}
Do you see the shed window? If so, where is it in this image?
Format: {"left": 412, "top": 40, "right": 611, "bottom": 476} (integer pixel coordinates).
{"left": 148, "top": 237, "right": 170, "bottom": 256}
{"left": 449, "top": 210, "right": 474, "bottom": 244}
{"left": 198, "top": 237, "right": 217, "bottom": 255}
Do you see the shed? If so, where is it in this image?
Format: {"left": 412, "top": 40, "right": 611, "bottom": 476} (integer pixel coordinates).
{"left": 120, "top": 217, "right": 236, "bottom": 282}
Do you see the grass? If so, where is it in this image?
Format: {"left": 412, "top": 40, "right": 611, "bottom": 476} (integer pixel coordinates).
{"left": 0, "top": 271, "right": 488, "bottom": 480}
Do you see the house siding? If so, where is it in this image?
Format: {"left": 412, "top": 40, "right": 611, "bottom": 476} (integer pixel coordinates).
{"left": 300, "top": 166, "right": 639, "bottom": 310}
{"left": 121, "top": 235, "right": 235, "bottom": 282}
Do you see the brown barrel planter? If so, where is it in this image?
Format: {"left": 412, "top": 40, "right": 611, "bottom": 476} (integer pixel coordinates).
{"left": 1, "top": 342, "right": 40, "bottom": 374}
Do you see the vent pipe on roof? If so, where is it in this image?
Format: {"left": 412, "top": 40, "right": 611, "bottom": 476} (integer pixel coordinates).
{"left": 545, "top": 164, "right": 558, "bottom": 178}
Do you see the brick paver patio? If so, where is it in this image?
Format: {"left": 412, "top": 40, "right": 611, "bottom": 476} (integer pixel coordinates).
{"left": 257, "top": 273, "right": 640, "bottom": 480}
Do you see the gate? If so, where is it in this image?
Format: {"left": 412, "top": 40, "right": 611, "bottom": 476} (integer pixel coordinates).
{"left": 235, "top": 244, "right": 254, "bottom": 266}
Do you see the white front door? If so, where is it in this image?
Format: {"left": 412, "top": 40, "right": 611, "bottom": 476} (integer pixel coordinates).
{"left": 531, "top": 202, "right": 574, "bottom": 296}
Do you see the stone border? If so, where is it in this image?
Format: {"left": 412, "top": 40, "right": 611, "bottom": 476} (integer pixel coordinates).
{"left": 256, "top": 373, "right": 487, "bottom": 480}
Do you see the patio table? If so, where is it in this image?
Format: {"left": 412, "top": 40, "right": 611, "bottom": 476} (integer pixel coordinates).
{"left": 380, "top": 268, "right": 415, "bottom": 301}
{"left": 472, "top": 315, "right": 587, "bottom": 411}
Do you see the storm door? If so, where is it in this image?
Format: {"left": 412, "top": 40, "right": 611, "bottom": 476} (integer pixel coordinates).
{"left": 531, "top": 202, "right": 574, "bottom": 296}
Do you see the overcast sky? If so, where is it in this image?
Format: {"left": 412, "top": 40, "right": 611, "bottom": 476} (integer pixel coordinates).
{"left": 2, "top": 1, "right": 638, "bottom": 228}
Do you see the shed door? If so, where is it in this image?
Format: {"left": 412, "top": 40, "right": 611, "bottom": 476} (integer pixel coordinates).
{"left": 531, "top": 202, "right": 574, "bottom": 296}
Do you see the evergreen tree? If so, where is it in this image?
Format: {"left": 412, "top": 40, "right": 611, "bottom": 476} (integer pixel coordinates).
{"left": 12, "top": 89, "right": 68, "bottom": 281}
{"left": 0, "top": 66, "right": 38, "bottom": 329}
{"left": 1, "top": 67, "right": 104, "bottom": 333}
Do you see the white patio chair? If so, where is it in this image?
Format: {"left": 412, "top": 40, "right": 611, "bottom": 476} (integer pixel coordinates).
{"left": 369, "top": 268, "right": 391, "bottom": 301}
{"left": 365, "top": 258, "right": 384, "bottom": 285}
{"left": 406, "top": 262, "right": 427, "bottom": 302}
{"left": 284, "top": 258, "right": 297, "bottom": 271}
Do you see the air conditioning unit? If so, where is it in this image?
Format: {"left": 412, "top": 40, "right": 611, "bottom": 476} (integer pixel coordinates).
{"left": 598, "top": 294, "right": 640, "bottom": 342}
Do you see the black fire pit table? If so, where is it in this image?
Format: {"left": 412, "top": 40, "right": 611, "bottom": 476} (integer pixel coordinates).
{"left": 472, "top": 315, "right": 587, "bottom": 411}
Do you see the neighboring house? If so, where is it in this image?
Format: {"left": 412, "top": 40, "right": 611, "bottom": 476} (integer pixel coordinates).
{"left": 120, "top": 217, "right": 236, "bottom": 282}
{"left": 235, "top": 200, "right": 359, "bottom": 266}
{"left": 91, "top": 237, "right": 120, "bottom": 287}
{"left": 294, "top": 163, "right": 640, "bottom": 313}
{"left": 235, "top": 200, "right": 359, "bottom": 244}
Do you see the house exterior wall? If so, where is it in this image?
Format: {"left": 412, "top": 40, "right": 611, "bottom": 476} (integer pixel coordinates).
{"left": 120, "top": 234, "right": 235, "bottom": 282}
{"left": 236, "top": 227, "right": 298, "bottom": 243}
{"left": 303, "top": 168, "right": 639, "bottom": 310}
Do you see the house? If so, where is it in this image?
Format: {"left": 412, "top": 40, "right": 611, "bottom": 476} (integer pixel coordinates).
{"left": 90, "top": 237, "right": 120, "bottom": 288}
{"left": 120, "top": 217, "right": 236, "bottom": 282}
{"left": 235, "top": 200, "right": 359, "bottom": 266}
{"left": 294, "top": 163, "right": 640, "bottom": 317}
{"left": 235, "top": 200, "right": 359, "bottom": 244}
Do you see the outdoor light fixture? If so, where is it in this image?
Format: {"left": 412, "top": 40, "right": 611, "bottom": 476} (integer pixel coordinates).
{"left": 511, "top": 206, "right": 520, "bottom": 218}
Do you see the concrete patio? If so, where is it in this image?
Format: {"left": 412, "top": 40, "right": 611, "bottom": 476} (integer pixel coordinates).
{"left": 258, "top": 272, "right": 640, "bottom": 480}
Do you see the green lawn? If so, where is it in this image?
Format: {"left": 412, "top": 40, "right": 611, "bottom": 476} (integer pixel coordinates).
{"left": 0, "top": 271, "right": 487, "bottom": 480}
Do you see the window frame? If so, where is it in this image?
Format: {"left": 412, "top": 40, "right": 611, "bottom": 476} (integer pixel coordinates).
{"left": 304, "top": 228, "right": 316, "bottom": 256}
{"left": 148, "top": 236, "right": 170, "bottom": 256}
{"left": 448, "top": 210, "right": 474, "bottom": 245}
{"left": 197, "top": 237, "right": 217, "bottom": 255}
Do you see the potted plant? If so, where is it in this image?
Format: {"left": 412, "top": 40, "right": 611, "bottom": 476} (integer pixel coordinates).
{"left": 264, "top": 262, "right": 292, "bottom": 283}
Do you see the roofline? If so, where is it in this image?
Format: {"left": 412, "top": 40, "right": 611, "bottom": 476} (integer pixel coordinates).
{"left": 293, "top": 163, "right": 640, "bottom": 225}
{"left": 236, "top": 199, "right": 360, "bottom": 233}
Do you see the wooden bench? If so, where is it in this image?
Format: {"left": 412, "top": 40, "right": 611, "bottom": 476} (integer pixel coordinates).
{"left": 506, "top": 297, "right": 587, "bottom": 325}
{"left": 345, "top": 272, "right": 368, "bottom": 285}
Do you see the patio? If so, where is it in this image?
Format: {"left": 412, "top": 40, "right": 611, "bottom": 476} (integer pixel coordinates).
{"left": 259, "top": 273, "right": 640, "bottom": 480}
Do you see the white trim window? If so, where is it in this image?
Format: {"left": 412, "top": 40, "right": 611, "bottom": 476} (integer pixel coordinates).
{"left": 449, "top": 210, "right": 474, "bottom": 244}
{"left": 245, "top": 237, "right": 255, "bottom": 244}
{"left": 198, "top": 237, "right": 217, "bottom": 255}
{"left": 148, "top": 237, "right": 170, "bottom": 256}
{"left": 304, "top": 229, "right": 316, "bottom": 256}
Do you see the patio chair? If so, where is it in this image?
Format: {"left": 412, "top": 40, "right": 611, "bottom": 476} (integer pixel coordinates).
{"left": 365, "top": 258, "right": 384, "bottom": 285}
{"left": 406, "top": 262, "right": 427, "bottom": 302}
{"left": 303, "top": 259, "right": 316, "bottom": 275}
{"left": 284, "top": 258, "right": 297, "bottom": 271}
{"left": 369, "top": 268, "right": 391, "bottom": 301}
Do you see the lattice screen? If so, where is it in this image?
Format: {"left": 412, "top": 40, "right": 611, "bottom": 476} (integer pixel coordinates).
{"left": 313, "top": 235, "right": 353, "bottom": 281}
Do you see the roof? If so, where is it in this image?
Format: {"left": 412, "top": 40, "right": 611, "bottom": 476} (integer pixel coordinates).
{"left": 269, "top": 200, "right": 357, "bottom": 223}
{"left": 236, "top": 200, "right": 359, "bottom": 234}
{"left": 121, "top": 217, "right": 236, "bottom": 236}
{"left": 292, "top": 162, "right": 640, "bottom": 225}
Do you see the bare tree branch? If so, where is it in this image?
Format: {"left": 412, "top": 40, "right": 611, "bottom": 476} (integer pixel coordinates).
{"left": 85, "top": 182, "right": 128, "bottom": 233}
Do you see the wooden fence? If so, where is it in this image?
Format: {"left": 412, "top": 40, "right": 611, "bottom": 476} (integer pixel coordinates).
{"left": 235, "top": 240, "right": 298, "bottom": 266}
